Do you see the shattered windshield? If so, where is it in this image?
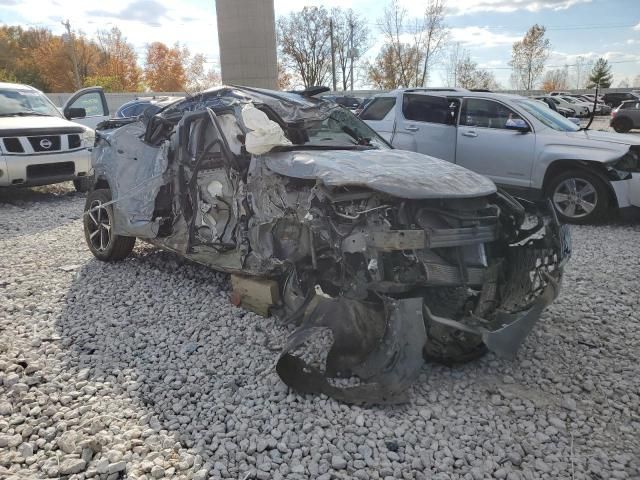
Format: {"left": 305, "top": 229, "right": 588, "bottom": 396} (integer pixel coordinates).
{"left": 302, "top": 107, "right": 390, "bottom": 149}
{"left": 0, "top": 89, "right": 61, "bottom": 117}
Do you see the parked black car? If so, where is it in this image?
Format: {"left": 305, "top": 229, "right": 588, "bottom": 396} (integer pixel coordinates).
{"left": 323, "top": 95, "right": 361, "bottom": 110}
{"left": 602, "top": 92, "right": 639, "bottom": 108}
{"left": 115, "top": 96, "right": 181, "bottom": 118}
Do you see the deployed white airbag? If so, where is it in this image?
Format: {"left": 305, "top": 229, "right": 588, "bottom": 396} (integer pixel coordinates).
{"left": 242, "top": 104, "right": 292, "bottom": 155}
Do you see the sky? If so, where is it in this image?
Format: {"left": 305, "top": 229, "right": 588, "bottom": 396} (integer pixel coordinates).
{"left": 1, "top": 0, "right": 639, "bottom": 88}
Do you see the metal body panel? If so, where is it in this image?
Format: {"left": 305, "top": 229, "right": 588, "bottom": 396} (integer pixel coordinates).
{"left": 264, "top": 150, "right": 497, "bottom": 200}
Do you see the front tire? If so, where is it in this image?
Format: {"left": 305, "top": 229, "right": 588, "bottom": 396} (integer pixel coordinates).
{"left": 546, "top": 169, "right": 611, "bottom": 224}
{"left": 84, "top": 189, "right": 135, "bottom": 261}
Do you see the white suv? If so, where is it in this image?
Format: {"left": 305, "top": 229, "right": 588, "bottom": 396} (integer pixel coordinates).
{"left": 361, "top": 89, "right": 640, "bottom": 223}
{"left": 0, "top": 83, "right": 109, "bottom": 191}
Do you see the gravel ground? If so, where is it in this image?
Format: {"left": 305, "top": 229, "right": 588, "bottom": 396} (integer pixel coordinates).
{"left": 0, "top": 183, "right": 638, "bottom": 480}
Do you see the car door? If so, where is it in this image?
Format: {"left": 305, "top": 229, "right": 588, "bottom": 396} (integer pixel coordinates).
{"left": 62, "top": 87, "right": 109, "bottom": 129}
{"left": 97, "top": 119, "right": 168, "bottom": 239}
{"left": 455, "top": 97, "right": 535, "bottom": 189}
{"left": 391, "top": 93, "right": 457, "bottom": 162}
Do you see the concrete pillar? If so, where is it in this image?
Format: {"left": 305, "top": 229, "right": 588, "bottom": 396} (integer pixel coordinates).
{"left": 215, "top": 0, "right": 278, "bottom": 89}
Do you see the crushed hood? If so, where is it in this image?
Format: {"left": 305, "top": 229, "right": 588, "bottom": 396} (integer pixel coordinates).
{"left": 264, "top": 149, "right": 496, "bottom": 199}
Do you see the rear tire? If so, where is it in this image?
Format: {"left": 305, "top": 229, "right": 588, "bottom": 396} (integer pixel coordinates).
{"left": 612, "top": 118, "right": 632, "bottom": 133}
{"left": 84, "top": 189, "right": 135, "bottom": 261}
{"left": 546, "top": 169, "right": 611, "bottom": 224}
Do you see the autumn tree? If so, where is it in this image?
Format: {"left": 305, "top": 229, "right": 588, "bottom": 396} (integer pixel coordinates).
{"left": 419, "top": 0, "right": 448, "bottom": 86}
{"left": 0, "top": 26, "right": 53, "bottom": 90}
{"left": 441, "top": 42, "right": 461, "bottom": 87}
{"left": 455, "top": 51, "right": 499, "bottom": 90}
{"left": 331, "top": 8, "right": 369, "bottom": 90}
{"left": 94, "top": 28, "right": 142, "bottom": 91}
{"left": 378, "top": 0, "right": 419, "bottom": 87}
{"left": 33, "top": 35, "right": 80, "bottom": 92}
{"left": 277, "top": 61, "right": 294, "bottom": 90}
{"left": 277, "top": 6, "right": 332, "bottom": 88}
{"left": 586, "top": 57, "right": 613, "bottom": 88}
{"left": 184, "top": 53, "right": 221, "bottom": 92}
{"left": 367, "top": 44, "right": 421, "bottom": 89}
{"left": 144, "top": 42, "right": 188, "bottom": 91}
{"left": 509, "top": 24, "right": 550, "bottom": 90}
{"left": 542, "top": 67, "right": 569, "bottom": 92}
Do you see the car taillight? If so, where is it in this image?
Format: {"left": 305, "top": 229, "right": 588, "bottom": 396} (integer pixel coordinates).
{"left": 611, "top": 110, "right": 616, "bottom": 118}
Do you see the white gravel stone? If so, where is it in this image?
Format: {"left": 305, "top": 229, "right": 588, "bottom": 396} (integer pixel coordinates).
{"left": 331, "top": 455, "right": 347, "bottom": 470}
{"left": 59, "top": 458, "right": 86, "bottom": 475}
{"left": 0, "top": 184, "right": 638, "bottom": 480}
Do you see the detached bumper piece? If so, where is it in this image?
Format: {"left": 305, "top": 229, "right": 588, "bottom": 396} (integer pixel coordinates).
{"left": 276, "top": 296, "right": 427, "bottom": 405}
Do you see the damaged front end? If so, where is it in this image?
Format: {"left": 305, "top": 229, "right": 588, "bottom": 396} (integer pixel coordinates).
{"left": 90, "top": 87, "right": 571, "bottom": 404}
{"left": 271, "top": 180, "right": 570, "bottom": 404}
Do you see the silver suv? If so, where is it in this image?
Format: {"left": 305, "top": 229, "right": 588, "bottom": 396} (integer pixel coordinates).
{"left": 362, "top": 89, "right": 640, "bottom": 224}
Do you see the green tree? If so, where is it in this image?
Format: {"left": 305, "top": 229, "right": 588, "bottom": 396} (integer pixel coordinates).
{"left": 586, "top": 57, "right": 613, "bottom": 88}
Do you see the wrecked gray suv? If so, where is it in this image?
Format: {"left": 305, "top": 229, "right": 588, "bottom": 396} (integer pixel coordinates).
{"left": 83, "top": 86, "right": 571, "bottom": 403}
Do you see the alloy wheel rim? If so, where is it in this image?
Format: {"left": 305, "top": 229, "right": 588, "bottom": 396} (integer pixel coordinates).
{"left": 87, "top": 200, "right": 112, "bottom": 252}
{"left": 552, "top": 178, "right": 597, "bottom": 219}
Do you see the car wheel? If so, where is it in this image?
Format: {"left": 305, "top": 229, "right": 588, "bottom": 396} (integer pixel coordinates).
{"left": 73, "top": 176, "right": 93, "bottom": 193}
{"left": 83, "top": 189, "right": 135, "bottom": 261}
{"left": 547, "top": 169, "right": 610, "bottom": 224}
{"left": 612, "top": 118, "right": 632, "bottom": 133}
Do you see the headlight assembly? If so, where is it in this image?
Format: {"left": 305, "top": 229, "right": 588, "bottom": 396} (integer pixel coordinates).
{"left": 612, "top": 149, "right": 640, "bottom": 173}
{"left": 82, "top": 128, "right": 96, "bottom": 147}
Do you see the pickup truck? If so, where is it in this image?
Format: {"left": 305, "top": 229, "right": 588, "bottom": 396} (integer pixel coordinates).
{"left": 361, "top": 89, "right": 640, "bottom": 224}
{"left": 0, "top": 83, "right": 109, "bottom": 191}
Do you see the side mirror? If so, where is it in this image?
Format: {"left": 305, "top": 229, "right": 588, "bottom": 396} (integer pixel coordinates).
{"left": 504, "top": 118, "right": 530, "bottom": 132}
{"left": 65, "top": 107, "right": 86, "bottom": 120}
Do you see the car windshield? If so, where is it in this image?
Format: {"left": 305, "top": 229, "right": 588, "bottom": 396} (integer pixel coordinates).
{"left": 0, "top": 88, "right": 61, "bottom": 117}
{"left": 561, "top": 97, "right": 578, "bottom": 104}
{"left": 301, "top": 107, "right": 391, "bottom": 149}
{"left": 516, "top": 99, "right": 580, "bottom": 132}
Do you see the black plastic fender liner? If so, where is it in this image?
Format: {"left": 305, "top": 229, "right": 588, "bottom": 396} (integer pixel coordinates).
{"left": 276, "top": 295, "right": 427, "bottom": 404}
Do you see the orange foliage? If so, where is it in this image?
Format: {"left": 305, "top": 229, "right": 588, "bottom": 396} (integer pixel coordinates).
{"left": 144, "top": 42, "right": 188, "bottom": 92}
{"left": 94, "top": 28, "right": 142, "bottom": 91}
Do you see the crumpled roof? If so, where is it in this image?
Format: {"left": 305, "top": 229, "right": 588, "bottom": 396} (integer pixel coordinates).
{"left": 264, "top": 149, "right": 497, "bottom": 199}
{"left": 163, "top": 86, "right": 338, "bottom": 125}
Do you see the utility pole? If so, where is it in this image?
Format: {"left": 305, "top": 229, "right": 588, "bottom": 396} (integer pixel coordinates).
{"left": 349, "top": 19, "right": 354, "bottom": 92}
{"left": 329, "top": 18, "right": 336, "bottom": 91}
{"left": 62, "top": 20, "right": 81, "bottom": 89}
